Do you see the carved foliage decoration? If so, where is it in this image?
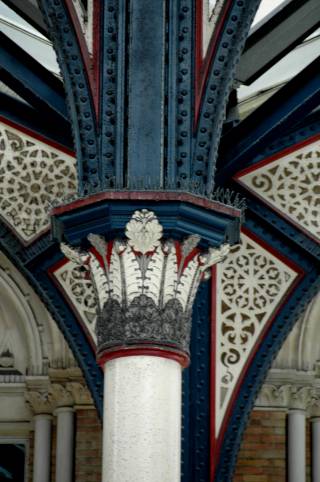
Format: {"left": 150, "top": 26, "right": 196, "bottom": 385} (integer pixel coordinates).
{"left": 215, "top": 233, "right": 299, "bottom": 435}
{"left": 60, "top": 210, "right": 230, "bottom": 354}
{"left": 236, "top": 141, "right": 320, "bottom": 242}
{"left": 0, "top": 122, "right": 77, "bottom": 243}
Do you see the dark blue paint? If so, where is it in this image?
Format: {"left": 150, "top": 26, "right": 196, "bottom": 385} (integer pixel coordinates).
{"left": 127, "top": 0, "right": 165, "bottom": 186}
{"left": 182, "top": 281, "right": 211, "bottom": 482}
{"left": 51, "top": 198, "right": 241, "bottom": 248}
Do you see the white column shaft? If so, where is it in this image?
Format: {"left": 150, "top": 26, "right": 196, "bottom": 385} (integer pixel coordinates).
{"left": 55, "top": 407, "right": 74, "bottom": 482}
{"left": 312, "top": 418, "right": 320, "bottom": 482}
{"left": 33, "top": 415, "right": 52, "bottom": 482}
{"left": 288, "top": 410, "right": 306, "bottom": 482}
{"left": 103, "top": 355, "right": 182, "bottom": 482}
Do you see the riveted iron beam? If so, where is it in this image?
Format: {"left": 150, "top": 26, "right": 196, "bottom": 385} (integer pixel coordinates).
{"left": 0, "top": 32, "right": 69, "bottom": 121}
{"left": 217, "top": 54, "right": 320, "bottom": 183}
{"left": 237, "top": 0, "right": 320, "bottom": 85}
{"left": 1, "top": 0, "right": 48, "bottom": 37}
{"left": 0, "top": 93, "right": 73, "bottom": 150}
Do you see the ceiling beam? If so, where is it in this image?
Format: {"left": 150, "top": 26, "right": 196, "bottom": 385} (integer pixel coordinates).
{"left": 0, "top": 32, "right": 69, "bottom": 121}
{"left": 237, "top": 0, "right": 320, "bottom": 85}
{"left": 1, "top": 0, "right": 48, "bottom": 36}
{"left": 216, "top": 54, "right": 320, "bottom": 183}
{"left": 0, "top": 93, "right": 73, "bottom": 150}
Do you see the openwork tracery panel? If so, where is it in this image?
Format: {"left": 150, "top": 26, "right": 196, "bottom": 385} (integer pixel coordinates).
{"left": 215, "top": 232, "right": 299, "bottom": 435}
{"left": 0, "top": 121, "right": 77, "bottom": 243}
{"left": 236, "top": 140, "right": 320, "bottom": 242}
{"left": 53, "top": 260, "right": 97, "bottom": 344}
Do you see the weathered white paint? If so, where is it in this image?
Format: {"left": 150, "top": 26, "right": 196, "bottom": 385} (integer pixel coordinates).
{"left": 102, "top": 355, "right": 182, "bottom": 482}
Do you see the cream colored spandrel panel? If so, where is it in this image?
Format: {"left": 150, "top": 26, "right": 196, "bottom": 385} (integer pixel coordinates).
{"left": 53, "top": 260, "right": 97, "bottom": 345}
{"left": 237, "top": 140, "right": 320, "bottom": 242}
{"left": 0, "top": 121, "right": 77, "bottom": 243}
{"left": 215, "top": 232, "right": 299, "bottom": 436}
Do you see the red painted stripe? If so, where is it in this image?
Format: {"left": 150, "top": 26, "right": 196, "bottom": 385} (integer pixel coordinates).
{"left": 234, "top": 134, "right": 320, "bottom": 243}
{"left": 194, "top": 0, "right": 233, "bottom": 125}
{"left": 0, "top": 115, "right": 75, "bottom": 156}
{"left": 64, "top": 0, "right": 100, "bottom": 119}
{"left": 234, "top": 133, "right": 320, "bottom": 179}
{"left": 97, "top": 345, "right": 190, "bottom": 368}
{"left": 51, "top": 190, "right": 242, "bottom": 218}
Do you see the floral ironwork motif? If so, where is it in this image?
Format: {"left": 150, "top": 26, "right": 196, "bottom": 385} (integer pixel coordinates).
{"left": 237, "top": 142, "right": 320, "bottom": 241}
{"left": 54, "top": 263, "right": 97, "bottom": 343}
{"left": 61, "top": 210, "right": 230, "bottom": 354}
{"left": 215, "top": 233, "right": 298, "bottom": 435}
{"left": 0, "top": 122, "right": 77, "bottom": 243}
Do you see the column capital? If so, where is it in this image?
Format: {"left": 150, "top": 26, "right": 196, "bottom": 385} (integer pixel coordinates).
{"left": 61, "top": 209, "right": 230, "bottom": 365}
{"left": 256, "top": 383, "right": 318, "bottom": 411}
{"left": 66, "top": 381, "right": 93, "bottom": 407}
{"left": 25, "top": 390, "right": 55, "bottom": 415}
{"left": 48, "top": 382, "right": 74, "bottom": 409}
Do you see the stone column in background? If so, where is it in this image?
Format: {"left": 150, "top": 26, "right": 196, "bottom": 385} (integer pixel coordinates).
{"left": 311, "top": 417, "right": 320, "bottom": 482}
{"left": 288, "top": 409, "right": 306, "bottom": 482}
{"left": 49, "top": 383, "right": 75, "bottom": 482}
{"left": 25, "top": 390, "right": 54, "bottom": 482}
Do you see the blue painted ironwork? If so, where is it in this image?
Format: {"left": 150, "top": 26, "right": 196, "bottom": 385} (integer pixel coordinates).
{"left": 39, "top": 0, "right": 100, "bottom": 192}
{"left": 50, "top": 195, "right": 242, "bottom": 248}
{"left": 192, "top": 0, "right": 261, "bottom": 194}
{"left": 217, "top": 55, "right": 320, "bottom": 183}
{"left": 0, "top": 93, "right": 73, "bottom": 150}
{"left": 0, "top": 32, "right": 68, "bottom": 120}
{"left": 2, "top": 1, "right": 320, "bottom": 481}
{"left": 182, "top": 281, "right": 211, "bottom": 482}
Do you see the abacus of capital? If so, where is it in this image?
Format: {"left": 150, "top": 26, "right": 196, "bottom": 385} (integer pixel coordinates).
{"left": 61, "top": 208, "right": 231, "bottom": 482}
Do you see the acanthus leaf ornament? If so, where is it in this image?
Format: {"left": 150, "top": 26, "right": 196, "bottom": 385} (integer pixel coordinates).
{"left": 125, "top": 209, "right": 163, "bottom": 254}
{"left": 61, "top": 210, "right": 230, "bottom": 356}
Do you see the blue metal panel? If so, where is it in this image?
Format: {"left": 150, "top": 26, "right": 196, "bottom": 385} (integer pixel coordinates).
{"left": 127, "top": 0, "right": 166, "bottom": 186}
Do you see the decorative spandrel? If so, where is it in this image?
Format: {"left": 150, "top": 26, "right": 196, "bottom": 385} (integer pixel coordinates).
{"left": 61, "top": 209, "right": 230, "bottom": 356}
{"left": 236, "top": 140, "right": 320, "bottom": 242}
{"left": 215, "top": 232, "right": 299, "bottom": 436}
{"left": 53, "top": 261, "right": 97, "bottom": 343}
{"left": 0, "top": 121, "right": 77, "bottom": 243}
